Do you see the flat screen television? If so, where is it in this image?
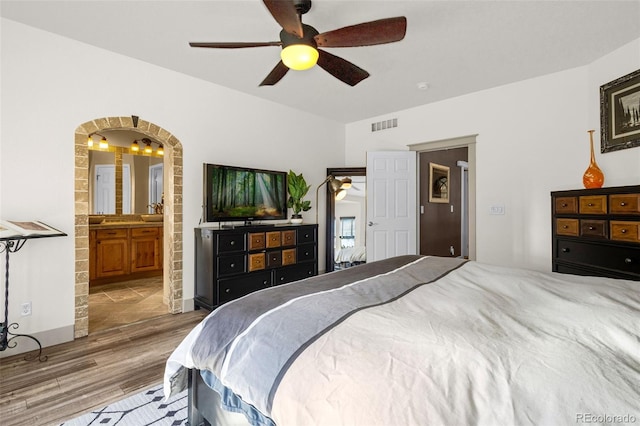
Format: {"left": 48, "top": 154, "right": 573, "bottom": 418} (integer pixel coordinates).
{"left": 203, "top": 163, "right": 287, "bottom": 223}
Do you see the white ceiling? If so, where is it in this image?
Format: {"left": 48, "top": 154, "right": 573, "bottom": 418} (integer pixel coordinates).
{"left": 2, "top": 0, "right": 639, "bottom": 123}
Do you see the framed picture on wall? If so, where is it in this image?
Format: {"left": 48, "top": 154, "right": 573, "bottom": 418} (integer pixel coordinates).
{"left": 600, "top": 68, "right": 640, "bottom": 153}
{"left": 429, "top": 163, "right": 450, "bottom": 203}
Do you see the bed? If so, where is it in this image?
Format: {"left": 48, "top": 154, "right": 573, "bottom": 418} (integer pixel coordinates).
{"left": 164, "top": 255, "right": 640, "bottom": 426}
{"left": 334, "top": 246, "right": 366, "bottom": 269}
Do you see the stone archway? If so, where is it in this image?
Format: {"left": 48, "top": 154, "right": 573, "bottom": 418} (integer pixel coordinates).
{"left": 74, "top": 116, "right": 183, "bottom": 338}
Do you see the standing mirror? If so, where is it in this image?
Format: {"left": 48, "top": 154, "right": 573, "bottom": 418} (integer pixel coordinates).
{"left": 325, "top": 167, "right": 366, "bottom": 272}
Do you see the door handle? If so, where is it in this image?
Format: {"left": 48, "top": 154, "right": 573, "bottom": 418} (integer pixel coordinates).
{"left": 368, "top": 221, "right": 377, "bottom": 227}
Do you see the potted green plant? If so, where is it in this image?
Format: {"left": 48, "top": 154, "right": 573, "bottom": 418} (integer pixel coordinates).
{"left": 287, "top": 170, "right": 311, "bottom": 223}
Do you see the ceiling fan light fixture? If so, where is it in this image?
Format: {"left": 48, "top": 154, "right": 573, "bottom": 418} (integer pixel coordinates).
{"left": 281, "top": 44, "right": 318, "bottom": 70}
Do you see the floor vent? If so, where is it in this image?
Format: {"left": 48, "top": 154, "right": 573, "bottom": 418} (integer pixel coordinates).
{"left": 371, "top": 118, "right": 398, "bottom": 132}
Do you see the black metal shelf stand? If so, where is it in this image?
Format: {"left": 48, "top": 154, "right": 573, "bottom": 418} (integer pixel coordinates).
{"left": 1, "top": 231, "right": 66, "bottom": 362}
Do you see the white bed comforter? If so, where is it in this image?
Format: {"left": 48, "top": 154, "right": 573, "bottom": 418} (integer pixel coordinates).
{"left": 165, "top": 256, "right": 640, "bottom": 426}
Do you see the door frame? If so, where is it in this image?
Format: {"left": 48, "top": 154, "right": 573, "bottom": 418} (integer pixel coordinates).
{"left": 409, "top": 134, "right": 477, "bottom": 260}
{"left": 74, "top": 116, "right": 184, "bottom": 339}
{"left": 325, "top": 167, "right": 366, "bottom": 272}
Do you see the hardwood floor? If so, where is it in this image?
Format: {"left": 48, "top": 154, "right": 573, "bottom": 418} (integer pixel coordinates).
{"left": 0, "top": 310, "right": 208, "bottom": 426}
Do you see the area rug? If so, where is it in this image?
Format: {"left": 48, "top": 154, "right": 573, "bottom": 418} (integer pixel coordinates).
{"left": 60, "top": 384, "right": 187, "bottom": 426}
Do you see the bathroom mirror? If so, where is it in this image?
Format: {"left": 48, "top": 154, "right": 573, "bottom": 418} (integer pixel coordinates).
{"left": 325, "top": 167, "right": 366, "bottom": 272}
{"left": 88, "top": 130, "right": 163, "bottom": 215}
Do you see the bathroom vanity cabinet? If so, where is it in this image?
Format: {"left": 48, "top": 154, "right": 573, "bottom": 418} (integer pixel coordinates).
{"left": 89, "top": 223, "right": 163, "bottom": 284}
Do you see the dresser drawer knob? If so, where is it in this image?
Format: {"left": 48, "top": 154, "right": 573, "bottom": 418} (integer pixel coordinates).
{"left": 230, "top": 263, "right": 235, "bottom": 268}
{"left": 624, "top": 258, "right": 632, "bottom": 264}
{"left": 562, "top": 225, "right": 568, "bottom": 229}
{"left": 621, "top": 229, "right": 628, "bottom": 234}
{"left": 620, "top": 202, "right": 627, "bottom": 206}
{"left": 588, "top": 226, "right": 595, "bottom": 230}
{"left": 561, "top": 247, "right": 570, "bottom": 253}
{"left": 263, "top": 280, "right": 269, "bottom": 285}
{"left": 230, "top": 241, "right": 235, "bottom": 246}
{"left": 588, "top": 203, "right": 594, "bottom": 206}
{"left": 561, "top": 203, "right": 567, "bottom": 207}
{"left": 225, "top": 288, "right": 231, "bottom": 293}
{"left": 280, "top": 277, "right": 285, "bottom": 281}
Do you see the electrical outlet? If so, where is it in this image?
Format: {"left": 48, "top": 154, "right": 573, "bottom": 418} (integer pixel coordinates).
{"left": 21, "top": 302, "right": 32, "bottom": 316}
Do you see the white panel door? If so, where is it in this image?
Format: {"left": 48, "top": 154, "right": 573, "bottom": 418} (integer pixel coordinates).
{"left": 366, "top": 151, "right": 417, "bottom": 262}
{"left": 94, "top": 165, "right": 115, "bottom": 214}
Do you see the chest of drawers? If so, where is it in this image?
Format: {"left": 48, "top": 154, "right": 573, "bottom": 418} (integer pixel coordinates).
{"left": 194, "top": 224, "right": 318, "bottom": 310}
{"left": 551, "top": 185, "right": 640, "bottom": 280}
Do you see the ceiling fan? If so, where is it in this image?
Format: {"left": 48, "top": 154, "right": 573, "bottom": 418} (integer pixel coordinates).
{"left": 189, "top": 0, "right": 407, "bottom": 86}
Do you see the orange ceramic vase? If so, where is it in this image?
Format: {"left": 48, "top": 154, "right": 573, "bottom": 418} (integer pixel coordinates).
{"left": 582, "top": 130, "right": 604, "bottom": 189}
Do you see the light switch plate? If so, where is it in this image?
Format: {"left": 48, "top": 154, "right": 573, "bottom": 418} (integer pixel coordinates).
{"left": 489, "top": 205, "right": 505, "bottom": 215}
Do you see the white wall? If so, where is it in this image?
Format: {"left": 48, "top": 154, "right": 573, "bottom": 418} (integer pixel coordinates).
{"left": 346, "top": 38, "right": 640, "bottom": 272}
{"left": 0, "top": 19, "right": 344, "bottom": 352}
{"left": 2, "top": 17, "right": 637, "bottom": 353}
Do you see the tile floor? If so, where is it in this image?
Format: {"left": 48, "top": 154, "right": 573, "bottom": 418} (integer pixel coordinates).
{"left": 89, "top": 276, "right": 169, "bottom": 333}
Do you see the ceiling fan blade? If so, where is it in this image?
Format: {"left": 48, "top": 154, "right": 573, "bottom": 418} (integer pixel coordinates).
{"left": 259, "top": 61, "right": 290, "bottom": 86}
{"left": 189, "top": 41, "right": 282, "bottom": 49}
{"left": 315, "top": 16, "right": 407, "bottom": 47}
{"left": 263, "top": 0, "right": 304, "bottom": 38}
{"left": 317, "top": 50, "right": 369, "bottom": 86}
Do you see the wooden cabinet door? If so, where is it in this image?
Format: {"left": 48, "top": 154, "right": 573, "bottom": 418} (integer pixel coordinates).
{"left": 131, "top": 236, "right": 161, "bottom": 272}
{"left": 96, "top": 238, "right": 129, "bottom": 278}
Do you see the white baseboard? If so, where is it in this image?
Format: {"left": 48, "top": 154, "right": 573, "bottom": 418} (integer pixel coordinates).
{"left": 182, "top": 297, "right": 194, "bottom": 312}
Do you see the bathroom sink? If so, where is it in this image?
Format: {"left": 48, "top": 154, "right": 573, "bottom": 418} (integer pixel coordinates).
{"left": 141, "top": 214, "right": 163, "bottom": 222}
{"left": 88, "top": 215, "right": 105, "bottom": 224}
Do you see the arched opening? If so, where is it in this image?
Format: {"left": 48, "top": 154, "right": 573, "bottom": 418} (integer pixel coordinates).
{"left": 73, "top": 116, "right": 183, "bottom": 338}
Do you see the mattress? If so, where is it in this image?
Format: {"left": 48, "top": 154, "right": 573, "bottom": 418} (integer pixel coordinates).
{"left": 164, "top": 255, "right": 640, "bottom": 425}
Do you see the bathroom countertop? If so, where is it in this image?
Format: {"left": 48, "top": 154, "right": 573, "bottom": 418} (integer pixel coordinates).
{"left": 89, "top": 221, "right": 163, "bottom": 230}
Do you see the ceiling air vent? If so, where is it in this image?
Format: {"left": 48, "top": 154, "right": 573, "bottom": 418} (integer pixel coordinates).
{"left": 371, "top": 118, "right": 398, "bottom": 132}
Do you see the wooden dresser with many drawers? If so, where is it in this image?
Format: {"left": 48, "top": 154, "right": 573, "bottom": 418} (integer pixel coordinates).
{"left": 551, "top": 185, "right": 640, "bottom": 281}
{"left": 194, "top": 224, "right": 318, "bottom": 310}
